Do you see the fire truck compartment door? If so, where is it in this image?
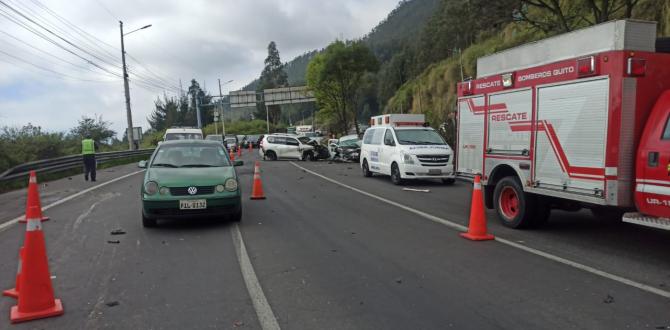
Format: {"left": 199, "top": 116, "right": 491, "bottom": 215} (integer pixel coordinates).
{"left": 534, "top": 77, "right": 609, "bottom": 195}
{"left": 457, "top": 96, "right": 485, "bottom": 175}
{"left": 487, "top": 89, "right": 532, "bottom": 155}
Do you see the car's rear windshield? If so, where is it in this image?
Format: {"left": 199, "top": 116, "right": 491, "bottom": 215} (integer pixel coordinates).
{"left": 165, "top": 133, "right": 203, "bottom": 140}
{"left": 395, "top": 129, "right": 446, "bottom": 145}
{"left": 151, "top": 144, "right": 231, "bottom": 168}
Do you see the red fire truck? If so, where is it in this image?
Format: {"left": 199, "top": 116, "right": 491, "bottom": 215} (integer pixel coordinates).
{"left": 456, "top": 19, "right": 670, "bottom": 230}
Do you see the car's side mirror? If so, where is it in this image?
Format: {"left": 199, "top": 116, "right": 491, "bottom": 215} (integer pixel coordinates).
{"left": 138, "top": 160, "right": 147, "bottom": 168}
{"left": 234, "top": 160, "right": 244, "bottom": 167}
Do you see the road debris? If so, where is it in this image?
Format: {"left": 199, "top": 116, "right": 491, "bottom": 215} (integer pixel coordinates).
{"left": 233, "top": 320, "right": 244, "bottom": 327}
{"left": 107, "top": 240, "right": 120, "bottom": 244}
{"left": 395, "top": 277, "right": 403, "bottom": 284}
{"left": 402, "top": 188, "right": 430, "bottom": 193}
{"left": 110, "top": 229, "right": 126, "bottom": 235}
{"left": 105, "top": 301, "right": 119, "bottom": 307}
{"left": 603, "top": 294, "right": 614, "bottom": 304}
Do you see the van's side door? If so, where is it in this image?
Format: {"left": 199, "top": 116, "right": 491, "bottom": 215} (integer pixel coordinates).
{"left": 380, "top": 129, "right": 397, "bottom": 175}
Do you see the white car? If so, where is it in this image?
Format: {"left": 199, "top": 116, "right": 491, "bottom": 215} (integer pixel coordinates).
{"left": 163, "top": 128, "right": 203, "bottom": 141}
{"left": 260, "top": 135, "right": 315, "bottom": 161}
{"left": 360, "top": 114, "right": 456, "bottom": 185}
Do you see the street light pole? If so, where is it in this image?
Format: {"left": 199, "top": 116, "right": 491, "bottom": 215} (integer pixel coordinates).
{"left": 119, "top": 21, "right": 152, "bottom": 150}
{"left": 217, "top": 79, "right": 233, "bottom": 137}
{"left": 218, "top": 79, "right": 226, "bottom": 137}
{"left": 119, "top": 21, "right": 134, "bottom": 150}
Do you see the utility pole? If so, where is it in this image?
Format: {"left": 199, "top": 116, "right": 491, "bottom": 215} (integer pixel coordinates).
{"left": 265, "top": 103, "right": 270, "bottom": 134}
{"left": 119, "top": 21, "right": 134, "bottom": 150}
{"left": 195, "top": 90, "right": 202, "bottom": 128}
{"left": 218, "top": 79, "right": 226, "bottom": 136}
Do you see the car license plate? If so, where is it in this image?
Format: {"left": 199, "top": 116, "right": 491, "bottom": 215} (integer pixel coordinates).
{"left": 428, "top": 169, "right": 442, "bottom": 175}
{"left": 179, "top": 199, "right": 207, "bottom": 210}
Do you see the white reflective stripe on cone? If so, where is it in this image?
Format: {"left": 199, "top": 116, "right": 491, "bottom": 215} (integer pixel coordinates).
{"left": 26, "top": 219, "right": 42, "bottom": 231}
{"left": 29, "top": 176, "right": 37, "bottom": 184}
{"left": 473, "top": 183, "right": 481, "bottom": 190}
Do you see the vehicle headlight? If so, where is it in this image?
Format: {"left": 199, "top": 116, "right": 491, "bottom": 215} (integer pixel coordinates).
{"left": 159, "top": 186, "right": 170, "bottom": 195}
{"left": 144, "top": 181, "right": 158, "bottom": 195}
{"left": 402, "top": 154, "right": 415, "bottom": 164}
{"left": 224, "top": 178, "right": 238, "bottom": 191}
{"left": 215, "top": 184, "right": 225, "bottom": 193}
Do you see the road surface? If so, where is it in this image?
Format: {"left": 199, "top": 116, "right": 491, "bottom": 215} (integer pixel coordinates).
{"left": 1, "top": 151, "right": 669, "bottom": 329}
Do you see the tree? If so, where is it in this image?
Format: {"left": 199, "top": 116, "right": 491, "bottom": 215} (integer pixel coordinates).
{"left": 148, "top": 95, "right": 181, "bottom": 131}
{"left": 256, "top": 41, "right": 289, "bottom": 125}
{"left": 515, "top": 0, "right": 642, "bottom": 33}
{"left": 70, "top": 115, "right": 115, "bottom": 144}
{"left": 306, "top": 40, "right": 379, "bottom": 136}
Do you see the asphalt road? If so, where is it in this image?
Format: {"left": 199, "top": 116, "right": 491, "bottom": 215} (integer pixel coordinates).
{"left": 0, "top": 151, "right": 669, "bottom": 329}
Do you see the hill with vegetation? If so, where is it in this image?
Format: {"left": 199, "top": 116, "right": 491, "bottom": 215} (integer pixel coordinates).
{"left": 384, "top": 0, "right": 670, "bottom": 144}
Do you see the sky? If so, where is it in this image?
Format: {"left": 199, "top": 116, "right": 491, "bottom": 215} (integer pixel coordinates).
{"left": 0, "top": 0, "right": 400, "bottom": 138}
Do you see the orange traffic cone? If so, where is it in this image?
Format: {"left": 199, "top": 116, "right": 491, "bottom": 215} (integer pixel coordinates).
{"left": 10, "top": 205, "right": 63, "bottom": 323}
{"left": 248, "top": 143, "right": 252, "bottom": 153}
{"left": 19, "top": 171, "right": 49, "bottom": 223}
{"left": 460, "top": 175, "right": 494, "bottom": 241}
{"left": 230, "top": 148, "right": 236, "bottom": 161}
{"left": 237, "top": 146, "right": 242, "bottom": 157}
{"left": 3, "top": 247, "right": 24, "bottom": 299}
{"left": 250, "top": 161, "right": 266, "bottom": 200}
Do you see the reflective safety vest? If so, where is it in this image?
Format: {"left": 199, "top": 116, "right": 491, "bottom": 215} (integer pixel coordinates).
{"left": 82, "top": 139, "right": 95, "bottom": 155}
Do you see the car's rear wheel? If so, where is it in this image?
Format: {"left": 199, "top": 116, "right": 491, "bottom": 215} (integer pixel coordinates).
{"left": 142, "top": 211, "right": 157, "bottom": 228}
{"left": 362, "top": 160, "right": 372, "bottom": 177}
{"left": 390, "top": 163, "right": 403, "bottom": 185}
{"left": 265, "top": 150, "right": 277, "bottom": 161}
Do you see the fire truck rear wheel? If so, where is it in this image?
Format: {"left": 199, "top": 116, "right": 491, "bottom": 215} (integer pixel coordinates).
{"left": 493, "top": 176, "right": 535, "bottom": 229}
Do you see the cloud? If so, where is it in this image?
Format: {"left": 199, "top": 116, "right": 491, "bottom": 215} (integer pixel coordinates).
{"left": 0, "top": 0, "right": 399, "bottom": 137}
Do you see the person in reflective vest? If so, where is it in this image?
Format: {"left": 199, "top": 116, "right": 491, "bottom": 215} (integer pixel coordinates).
{"left": 81, "top": 135, "right": 99, "bottom": 182}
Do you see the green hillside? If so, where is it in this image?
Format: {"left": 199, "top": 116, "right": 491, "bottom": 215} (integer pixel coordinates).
{"left": 386, "top": 0, "right": 670, "bottom": 144}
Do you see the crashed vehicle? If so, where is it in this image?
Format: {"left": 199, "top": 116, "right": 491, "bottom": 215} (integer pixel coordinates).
{"left": 305, "top": 138, "right": 330, "bottom": 160}
{"left": 334, "top": 135, "right": 361, "bottom": 162}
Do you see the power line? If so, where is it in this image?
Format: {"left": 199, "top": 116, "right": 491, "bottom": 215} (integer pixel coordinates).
{"left": 0, "top": 1, "right": 123, "bottom": 71}
{"left": 8, "top": 0, "right": 122, "bottom": 68}
{"left": 0, "top": 49, "right": 116, "bottom": 82}
{"left": 0, "top": 29, "right": 118, "bottom": 77}
{"left": 0, "top": 6, "right": 123, "bottom": 78}
{"left": 25, "top": 0, "right": 122, "bottom": 66}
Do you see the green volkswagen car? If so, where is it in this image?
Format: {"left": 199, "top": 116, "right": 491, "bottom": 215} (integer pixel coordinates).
{"left": 139, "top": 140, "right": 243, "bottom": 227}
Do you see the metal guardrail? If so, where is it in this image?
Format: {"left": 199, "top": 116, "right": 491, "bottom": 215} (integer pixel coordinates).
{"left": 0, "top": 149, "right": 155, "bottom": 182}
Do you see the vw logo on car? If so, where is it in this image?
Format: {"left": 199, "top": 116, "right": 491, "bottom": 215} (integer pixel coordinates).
{"left": 187, "top": 186, "right": 198, "bottom": 195}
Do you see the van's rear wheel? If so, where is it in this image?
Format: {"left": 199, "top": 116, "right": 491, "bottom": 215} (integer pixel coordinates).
{"left": 390, "top": 163, "right": 403, "bottom": 185}
{"left": 493, "top": 176, "right": 534, "bottom": 229}
{"left": 362, "top": 160, "right": 372, "bottom": 177}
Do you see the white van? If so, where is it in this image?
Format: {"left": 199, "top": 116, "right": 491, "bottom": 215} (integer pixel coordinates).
{"left": 360, "top": 114, "right": 455, "bottom": 185}
{"left": 163, "top": 127, "right": 203, "bottom": 141}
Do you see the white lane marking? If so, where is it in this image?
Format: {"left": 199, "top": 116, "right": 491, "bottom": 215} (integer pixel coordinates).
{"left": 0, "top": 170, "right": 144, "bottom": 233}
{"left": 231, "top": 223, "right": 281, "bottom": 330}
{"left": 290, "top": 162, "right": 670, "bottom": 300}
